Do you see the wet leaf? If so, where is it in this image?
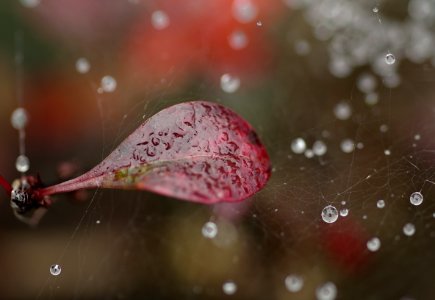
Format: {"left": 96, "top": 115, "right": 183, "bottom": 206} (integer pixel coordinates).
{"left": 38, "top": 101, "right": 271, "bottom": 203}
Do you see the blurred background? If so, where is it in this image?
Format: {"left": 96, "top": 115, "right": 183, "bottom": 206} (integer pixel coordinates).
{"left": 1, "top": 0, "right": 435, "bottom": 299}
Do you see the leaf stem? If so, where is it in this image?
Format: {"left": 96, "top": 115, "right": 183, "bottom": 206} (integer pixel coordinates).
{"left": 0, "top": 175, "right": 12, "bottom": 196}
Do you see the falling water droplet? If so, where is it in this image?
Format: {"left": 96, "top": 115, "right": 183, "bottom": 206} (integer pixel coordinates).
{"left": 16, "top": 155, "right": 30, "bottom": 173}
{"left": 340, "top": 139, "right": 355, "bottom": 153}
{"left": 403, "top": 223, "right": 416, "bottom": 236}
{"left": 285, "top": 275, "right": 304, "bottom": 292}
{"left": 222, "top": 281, "right": 237, "bottom": 295}
{"left": 220, "top": 74, "right": 240, "bottom": 93}
{"left": 367, "top": 237, "right": 381, "bottom": 252}
{"left": 11, "top": 108, "right": 28, "bottom": 130}
{"left": 291, "top": 138, "right": 306, "bottom": 154}
{"left": 321, "top": 205, "right": 338, "bottom": 224}
{"left": 50, "top": 264, "right": 62, "bottom": 276}
{"left": 202, "top": 221, "right": 218, "bottom": 239}
{"left": 409, "top": 192, "right": 423, "bottom": 206}
{"left": 75, "top": 58, "right": 90, "bottom": 74}
{"left": 316, "top": 282, "right": 337, "bottom": 300}
{"left": 385, "top": 53, "right": 396, "bottom": 65}
{"left": 151, "top": 10, "right": 170, "bottom": 30}
{"left": 377, "top": 199, "right": 385, "bottom": 208}
{"left": 101, "top": 76, "right": 117, "bottom": 93}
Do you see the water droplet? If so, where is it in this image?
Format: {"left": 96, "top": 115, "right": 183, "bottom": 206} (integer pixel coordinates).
{"left": 294, "top": 40, "right": 311, "bottom": 56}
{"left": 403, "top": 223, "right": 416, "bottom": 236}
{"left": 232, "top": 0, "right": 258, "bottom": 23}
{"left": 256, "top": 20, "right": 262, "bottom": 26}
{"left": 379, "top": 124, "right": 389, "bottom": 133}
{"left": 96, "top": 220, "right": 101, "bottom": 224}
{"left": 365, "top": 92, "right": 379, "bottom": 106}
{"left": 357, "top": 73, "right": 377, "bottom": 94}
{"left": 384, "top": 149, "right": 391, "bottom": 156}
{"left": 414, "top": 134, "right": 421, "bottom": 141}
{"left": 367, "top": 237, "right": 381, "bottom": 252}
{"left": 304, "top": 149, "right": 314, "bottom": 158}
{"left": 50, "top": 264, "right": 62, "bottom": 276}
{"left": 321, "top": 205, "right": 338, "bottom": 224}
{"left": 340, "top": 139, "right": 355, "bottom": 153}
{"left": 228, "top": 30, "right": 248, "bottom": 50}
{"left": 377, "top": 199, "right": 385, "bottom": 208}
{"left": 372, "top": 7, "right": 379, "bottom": 13}
{"left": 75, "top": 57, "right": 90, "bottom": 74}
{"left": 220, "top": 74, "right": 240, "bottom": 93}
{"left": 291, "top": 138, "right": 306, "bottom": 154}
{"left": 313, "top": 140, "right": 327, "bottom": 156}
{"left": 20, "top": 0, "right": 40, "bottom": 8}
{"left": 409, "top": 191, "right": 423, "bottom": 206}
{"left": 385, "top": 53, "right": 396, "bottom": 65}
{"left": 316, "top": 282, "right": 337, "bottom": 300}
{"left": 333, "top": 102, "right": 352, "bottom": 120}
{"left": 339, "top": 208, "right": 349, "bottom": 217}
{"left": 222, "top": 281, "right": 237, "bottom": 295}
{"left": 11, "top": 108, "right": 28, "bottom": 130}
{"left": 101, "top": 76, "right": 117, "bottom": 93}
{"left": 202, "top": 221, "right": 218, "bottom": 239}
{"left": 151, "top": 10, "right": 170, "bottom": 30}
{"left": 16, "top": 155, "right": 30, "bottom": 173}
{"left": 285, "top": 275, "right": 304, "bottom": 292}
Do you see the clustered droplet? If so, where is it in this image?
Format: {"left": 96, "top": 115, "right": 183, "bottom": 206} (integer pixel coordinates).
{"left": 11, "top": 107, "right": 28, "bottom": 130}
{"left": 367, "top": 237, "right": 381, "bottom": 252}
{"left": 220, "top": 74, "right": 240, "bottom": 93}
{"left": 222, "top": 281, "right": 237, "bottom": 295}
{"left": 285, "top": 274, "right": 304, "bottom": 293}
{"left": 321, "top": 205, "right": 338, "bottom": 224}
{"left": 202, "top": 221, "right": 218, "bottom": 239}
{"left": 409, "top": 191, "right": 423, "bottom": 206}
{"left": 50, "top": 264, "right": 62, "bottom": 276}
{"left": 316, "top": 282, "right": 337, "bottom": 300}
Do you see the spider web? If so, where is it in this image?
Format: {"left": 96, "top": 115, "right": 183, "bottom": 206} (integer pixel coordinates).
{"left": 0, "top": 0, "right": 435, "bottom": 299}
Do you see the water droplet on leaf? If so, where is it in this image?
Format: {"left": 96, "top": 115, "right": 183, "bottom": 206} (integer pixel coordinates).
{"left": 151, "top": 10, "right": 170, "bottom": 30}
{"left": 333, "top": 102, "right": 352, "bottom": 120}
{"left": 313, "top": 140, "right": 327, "bottom": 156}
{"left": 377, "top": 199, "right": 385, "bottom": 208}
{"left": 340, "top": 139, "right": 355, "bottom": 153}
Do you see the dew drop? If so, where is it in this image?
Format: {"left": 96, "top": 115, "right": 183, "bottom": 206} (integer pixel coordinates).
{"left": 228, "top": 30, "right": 248, "bottom": 50}
{"left": 285, "top": 275, "right": 304, "bottom": 293}
{"left": 357, "top": 73, "right": 377, "bottom": 94}
{"left": 340, "top": 139, "right": 355, "bottom": 153}
{"left": 11, "top": 107, "right": 28, "bottom": 130}
{"left": 403, "top": 223, "right": 416, "bottom": 236}
{"left": 202, "top": 221, "right": 218, "bottom": 239}
{"left": 304, "top": 149, "right": 314, "bottom": 159}
{"left": 16, "top": 155, "right": 30, "bottom": 173}
{"left": 321, "top": 205, "right": 338, "bottom": 224}
{"left": 409, "top": 191, "right": 423, "bottom": 206}
{"left": 50, "top": 264, "right": 62, "bottom": 276}
{"left": 313, "top": 140, "right": 327, "bottom": 156}
{"left": 75, "top": 57, "right": 90, "bottom": 74}
{"left": 372, "top": 7, "right": 379, "bottom": 13}
{"left": 333, "top": 102, "right": 352, "bottom": 120}
{"left": 367, "top": 237, "right": 381, "bottom": 252}
{"left": 232, "top": 0, "right": 258, "bottom": 23}
{"left": 377, "top": 199, "right": 385, "bottom": 208}
{"left": 384, "top": 149, "right": 391, "bottom": 156}
{"left": 339, "top": 208, "right": 349, "bottom": 217}
{"left": 365, "top": 92, "right": 379, "bottom": 106}
{"left": 385, "top": 53, "right": 396, "bottom": 65}
{"left": 222, "top": 281, "right": 237, "bottom": 295}
{"left": 151, "top": 10, "right": 170, "bottom": 30}
{"left": 316, "top": 282, "right": 337, "bottom": 300}
{"left": 256, "top": 20, "right": 262, "bottom": 26}
{"left": 220, "top": 74, "right": 240, "bottom": 93}
{"left": 101, "top": 76, "right": 117, "bottom": 93}
{"left": 291, "top": 138, "right": 306, "bottom": 154}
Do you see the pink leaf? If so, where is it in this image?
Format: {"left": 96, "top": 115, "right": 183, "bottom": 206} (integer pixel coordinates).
{"left": 38, "top": 101, "right": 271, "bottom": 203}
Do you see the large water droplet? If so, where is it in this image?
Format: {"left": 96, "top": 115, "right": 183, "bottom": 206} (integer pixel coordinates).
{"left": 367, "top": 237, "right": 381, "bottom": 252}
{"left": 202, "top": 221, "right": 218, "bottom": 239}
{"left": 220, "top": 74, "right": 240, "bottom": 93}
{"left": 285, "top": 274, "right": 304, "bottom": 292}
{"left": 50, "top": 264, "right": 62, "bottom": 276}
{"left": 101, "top": 76, "right": 117, "bottom": 93}
{"left": 316, "top": 282, "right": 337, "bottom": 300}
{"left": 321, "top": 205, "right": 338, "bottom": 224}
{"left": 16, "top": 155, "right": 30, "bottom": 173}
{"left": 291, "top": 138, "right": 306, "bottom": 154}
{"left": 403, "top": 223, "right": 416, "bottom": 236}
{"left": 222, "top": 281, "right": 237, "bottom": 295}
{"left": 151, "top": 10, "right": 170, "bottom": 30}
{"left": 385, "top": 53, "right": 396, "bottom": 65}
{"left": 11, "top": 108, "right": 28, "bottom": 130}
{"left": 409, "top": 191, "right": 423, "bottom": 206}
{"left": 75, "top": 57, "right": 90, "bottom": 74}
